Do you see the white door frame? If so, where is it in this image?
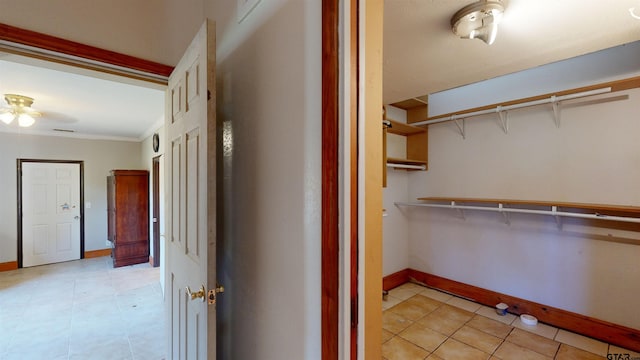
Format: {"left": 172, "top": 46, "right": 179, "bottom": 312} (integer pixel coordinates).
{"left": 17, "top": 159, "right": 85, "bottom": 268}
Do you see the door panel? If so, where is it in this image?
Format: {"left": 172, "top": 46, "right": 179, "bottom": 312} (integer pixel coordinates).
{"left": 22, "top": 162, "right": 81, "bottom": 267}
{"left": 166, "top": 19, "right": 216, "bottom": 360}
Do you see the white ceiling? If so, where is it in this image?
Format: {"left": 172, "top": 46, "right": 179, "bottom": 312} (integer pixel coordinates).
{"left": 0, "top": 53, "right": 164, "bottom": 141}
{"left": 384, "top": 0, "right": 640, "bottom": 104}
{"left": 2, "top": 0, "right": 639, "bottom": 139}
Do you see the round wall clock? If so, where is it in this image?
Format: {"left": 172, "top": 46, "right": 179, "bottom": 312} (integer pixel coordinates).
{"left": 152, "top": 133, "right": 160, "bottom": 152}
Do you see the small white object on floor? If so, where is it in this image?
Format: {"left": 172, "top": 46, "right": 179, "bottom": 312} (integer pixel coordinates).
{"left": 520, "top": 314, "right": 538, "bottom": 326}
{"left": 495, "top": 302, "right": 508, "bottom": 315}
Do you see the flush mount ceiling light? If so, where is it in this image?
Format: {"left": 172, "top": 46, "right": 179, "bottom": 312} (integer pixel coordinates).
{"left": 0, "top": 94, "right": 42, "bottom": 127}
{"left": 451, "top": 0, "right": 505, "bottom": 45}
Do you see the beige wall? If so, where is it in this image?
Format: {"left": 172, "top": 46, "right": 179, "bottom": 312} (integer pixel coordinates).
{"left": 0, "top": 132, "right": 142, "bottom": 263}
{"left": 206, "top": 1, "right": 322, "bottom": 358}
{"left": 383, "top": 106, "right": 410, "bottom": 276}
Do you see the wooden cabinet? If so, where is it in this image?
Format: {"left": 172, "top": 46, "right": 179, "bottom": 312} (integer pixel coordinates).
{"left": 107, "top": 170, "right": 149, "bottom": 267}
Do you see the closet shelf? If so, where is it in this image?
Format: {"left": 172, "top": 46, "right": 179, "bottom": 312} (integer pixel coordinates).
{"left": 386, "top": 119, "right": 427, "bottom": 135}
{"left": 396, "top": 197, "right": 640, "bottom": 226}
{"left": 387, "top": 158, "right": 428, "bottom": 171}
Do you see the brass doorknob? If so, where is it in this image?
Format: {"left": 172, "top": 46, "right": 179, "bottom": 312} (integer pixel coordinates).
{"left": 186, "top": 285, "right": 206, "bottom": 302}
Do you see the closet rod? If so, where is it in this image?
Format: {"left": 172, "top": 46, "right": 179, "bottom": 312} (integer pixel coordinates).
{"left": 412, "top": 87, "right": 611, "bottom": 127}
{"left": 395, "top": 202, "right": 640, "bottom": 224}
{"left": 386, "top": 163, "right": 427, "bottom": 170}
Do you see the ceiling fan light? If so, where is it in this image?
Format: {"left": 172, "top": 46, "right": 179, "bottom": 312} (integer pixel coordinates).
{"left": 18, "top": 113, "right": 35, "bottom": 127}
{"left": 0, "top": 111, "right": 15, "bottom": 124}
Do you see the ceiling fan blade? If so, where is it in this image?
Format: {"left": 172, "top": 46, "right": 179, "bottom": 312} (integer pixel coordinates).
{"left": 37, "top": 111, "right": 78, "bottom": 124}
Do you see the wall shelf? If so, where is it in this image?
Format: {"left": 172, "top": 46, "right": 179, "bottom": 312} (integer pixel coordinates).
{"left": 383, "top": 109, "right": 429, "bottom": 187}
{"left": 396, "top": 197, "right": 640, "bottom": 228}
{"left": 405, "top": 76, "right": 640, "bottom": 138}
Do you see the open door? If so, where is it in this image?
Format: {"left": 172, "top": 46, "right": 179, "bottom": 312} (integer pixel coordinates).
{"left": 165, "top": 20, "right": 219, "bottom": 359}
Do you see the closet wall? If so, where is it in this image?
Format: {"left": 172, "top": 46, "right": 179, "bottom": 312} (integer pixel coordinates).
{"left": 385, "top": 43, "right": 640, "bottom": 331}
{"left": 383, "top": 106, "right": 410, "bottom": 276}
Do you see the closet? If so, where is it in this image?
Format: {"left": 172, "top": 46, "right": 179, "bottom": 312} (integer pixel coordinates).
{"left": 107, "top": 170, "right": 149, "bottom": 267}
{"left": 381, "top": 75, "right": 640, "bottom": 352}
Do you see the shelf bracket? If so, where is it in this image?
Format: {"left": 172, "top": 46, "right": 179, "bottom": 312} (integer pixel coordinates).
{"left": 551, "top": 96, "right": 561, "bottom": 128}
{"left": 497, "top": 106, "right": 509, "bottom": 134}
{"left": 453, "top": 117, "right": 466, "bottom": 139}
{"left": 452, "top": 201, "right": 466, "bottom": 220}
{"left": 551, "top": 206, "right": 563, "bottom": 230}
{"left": 498, "top": 203, "right": 510, "bottom": 225}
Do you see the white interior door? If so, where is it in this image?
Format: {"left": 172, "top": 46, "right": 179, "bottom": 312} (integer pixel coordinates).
{"left": 165, "top": 20, "right": 217, "bottom": 360}
{"left": 22, "top": 162, "right": 81, "bottom": 267}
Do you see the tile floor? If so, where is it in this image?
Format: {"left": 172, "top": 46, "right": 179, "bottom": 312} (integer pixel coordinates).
{"left": 383, "top": 282, "right": 640, "bottom": 360}
{"left": 0, "top": 257, "right": 165, "bottom": 360}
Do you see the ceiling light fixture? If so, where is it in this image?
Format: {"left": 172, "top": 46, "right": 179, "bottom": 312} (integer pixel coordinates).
{"left": 0, "top": 94, "right": 41, "bottom": 127}
{"left": 451, "top": 0, "right": 505, "bottom": 45}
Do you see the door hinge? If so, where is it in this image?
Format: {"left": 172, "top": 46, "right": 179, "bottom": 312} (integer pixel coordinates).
{"left": 207, "top": 90, "right": 211, "bottom": 101}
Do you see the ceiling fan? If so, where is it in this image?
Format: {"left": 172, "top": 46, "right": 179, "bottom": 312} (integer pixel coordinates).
{"left": 0, "top": 94, "right": 42, "bottom": 127}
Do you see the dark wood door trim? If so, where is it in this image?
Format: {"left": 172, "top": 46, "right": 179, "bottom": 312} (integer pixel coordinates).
{"left": 0, "top": 22, "right": 173, "bottom": 82}
{"left": 152, "top": 156, "right": 161, "bottom": 267}
{"left": 349, "top": 0, "right": 360, "bottom": 358}
{"left": 17, "top": 159, "right": 85, "bottom": 268}
{"left": 322, "top": 0, "right": 340, "bottom": 358}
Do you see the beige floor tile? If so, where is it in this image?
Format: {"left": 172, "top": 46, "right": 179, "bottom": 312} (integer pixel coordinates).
{"left": 398, "top": 282, "right": 429, "bottom": 293}
{"left": 512, "top": 318, "right": 559, "bottom": 340}
{"left": 389, "top": 294, "right": 443, "bottom": 321}
{"left": 555, "top": 330, "right": 608, "bottom": 357}
{"left": 420, "top": 288, "right": 453, "bottom": 303}
{"left": 0, "top": 256, "right": 164, "bottom": 360}
{"left": 389, "top": 287, "right": 421, "bottom": 301}
{"left": 383, "top": 310, "right": 414, "bottom": 334}
{"left": 383, "top": 329, "right": 394, "bottom": 343}
{"left": 475, "top": 305, "right": 517, "bottom": 325}
{"left": 505, "top": 328, "right": 559, "bottom": 357}
{"left": 555, "top": 344, "right": 607, "bottom": 360}
{"left": 426, "top": 354, "right": 445, "bottom": 360}
{"left": 608, "top": 345, "right": 640, "bottom": 358}
{"left": 452, "top": 325, "right": 503, "bottom": 354}
{"left": 493, "top": 342, "right": 552, "bottom": 360}
{"left": 446, "top": 296, "right": 483, "bottom": 313}
{"left": 382, "top": 336, "right": 430, "bottom": 360}
{"left": 467, "top": 315, "right": 514, "bottom": 339}
{"left": 433, "top": 338, "right": 490, "bottom": 360}
{"left": 383, "top": 295, "right": 404, "bottom": 310}
{"left": 417, "top": 305, "right": 473, "bottom": 336}
{"left": 399, "top": 322, "right": 448, "bottom": 352}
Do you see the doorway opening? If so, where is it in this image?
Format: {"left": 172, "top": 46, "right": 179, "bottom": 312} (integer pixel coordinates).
{"left": 151, "top": 155, "right": 161, "bottom": 267}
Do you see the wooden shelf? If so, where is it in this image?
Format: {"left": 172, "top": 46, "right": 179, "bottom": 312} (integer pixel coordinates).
{"left": 387, "top": 158, "right": 428, "bottom": 168}
{"left": 386, "top": 119, "right": 426, "bottom": 136}
{"left": 383, "top": 105, "right": 429, "bottom": 187}
{"left": 417, "top": 197, "right": 640, "bottom": 215}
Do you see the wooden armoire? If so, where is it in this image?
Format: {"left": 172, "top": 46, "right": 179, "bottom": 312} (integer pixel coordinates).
{"left": 107, "top": 170, "right": 149, "bottom": 267}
